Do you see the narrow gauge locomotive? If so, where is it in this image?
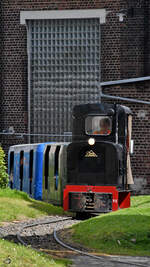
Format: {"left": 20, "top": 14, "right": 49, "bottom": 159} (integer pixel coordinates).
{"left": 8, "top": 103, "right": 134, "bottom": 215}
{"left": 64, "top": 103, "right": 134, "bottom": 214}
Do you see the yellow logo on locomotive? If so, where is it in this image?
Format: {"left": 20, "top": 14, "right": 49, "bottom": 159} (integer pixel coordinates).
{"left": 85, "top": 150, "right": 98, "bottom": 157}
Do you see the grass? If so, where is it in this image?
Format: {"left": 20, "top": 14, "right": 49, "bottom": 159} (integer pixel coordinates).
{"left": 0, "top": 188, "right": 71, "bottom": 267}
{"left": 0, "top": 239, "right": 70, "bottom": 267}
{"left": 71, "top": 195, "right": 150, "bottom": 256}
{"left": 0, "top": 188, "right": 68, "bottom": 223}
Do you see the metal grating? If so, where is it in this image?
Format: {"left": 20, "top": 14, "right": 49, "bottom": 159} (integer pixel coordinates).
{"left": 27, "top": 18, "right": 101, "bottom": 142}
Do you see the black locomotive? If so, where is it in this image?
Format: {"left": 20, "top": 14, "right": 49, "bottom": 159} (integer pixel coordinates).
{"left": 63, "top": 103, "right": 134, "bottom": 213}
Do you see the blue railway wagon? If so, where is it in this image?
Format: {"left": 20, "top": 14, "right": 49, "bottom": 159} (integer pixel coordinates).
{"left": 8, "top": 142, "right": 68, "bottom": 204}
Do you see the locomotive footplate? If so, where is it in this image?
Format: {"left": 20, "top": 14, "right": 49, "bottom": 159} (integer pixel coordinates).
{"left": 69, "top": 192, "right": 112, "bottom": 212}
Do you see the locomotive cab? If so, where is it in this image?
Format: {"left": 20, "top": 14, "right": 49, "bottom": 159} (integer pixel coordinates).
{"left": 63, "top": 103, "right": 134, "bottom": 213}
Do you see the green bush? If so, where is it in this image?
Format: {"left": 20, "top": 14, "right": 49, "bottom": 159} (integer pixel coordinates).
{"left": 0, "top": 146, "right": 9, "bottom": 188}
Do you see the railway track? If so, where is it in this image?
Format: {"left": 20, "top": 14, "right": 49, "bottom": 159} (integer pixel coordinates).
{"left": 0, "top": 215, "right": 149, "bottom": 267}
{"left": 15, "top": 216, "right": 150, "bottom": 267}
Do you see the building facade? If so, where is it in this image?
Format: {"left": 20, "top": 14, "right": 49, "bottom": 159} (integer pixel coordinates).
{"left": 0, "top": 0, "right": 150, "bottom": 193}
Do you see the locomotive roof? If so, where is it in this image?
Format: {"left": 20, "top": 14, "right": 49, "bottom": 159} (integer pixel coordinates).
{"left": 73, "top": 103, "right": 132, "bottom": 116}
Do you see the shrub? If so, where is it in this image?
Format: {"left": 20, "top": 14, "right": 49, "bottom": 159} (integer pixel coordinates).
{"left": 0, "top": 146, "right": 9, "bottom": 188}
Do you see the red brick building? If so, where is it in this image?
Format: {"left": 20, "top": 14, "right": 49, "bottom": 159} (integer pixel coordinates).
{"left": 0, "top": 0, "right": 150, "bottom": 193}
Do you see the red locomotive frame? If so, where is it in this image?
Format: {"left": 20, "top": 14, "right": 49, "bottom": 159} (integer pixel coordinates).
{"left": 63, "top": 185, "right": 130, "bottom": 212}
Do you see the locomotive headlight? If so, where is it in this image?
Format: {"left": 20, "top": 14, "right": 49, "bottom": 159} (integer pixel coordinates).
{"left": 88, "top": 138, "right": 95, "bottom": 146}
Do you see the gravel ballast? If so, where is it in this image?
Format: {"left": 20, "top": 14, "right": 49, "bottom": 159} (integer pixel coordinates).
{"left": 0, "top": 216, "right": 79, "bottom": 257}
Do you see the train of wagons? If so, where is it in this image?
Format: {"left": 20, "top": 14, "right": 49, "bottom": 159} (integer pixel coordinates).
{"left": 8, "top": 103, "right": 134, "bottom": 215}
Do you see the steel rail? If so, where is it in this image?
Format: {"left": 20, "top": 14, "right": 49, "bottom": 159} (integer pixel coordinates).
{"left": 54, "top": 228, "right": 149, "bottom": 267}
{"left": 16, "top": 217, "right": 72, "bottom": 248}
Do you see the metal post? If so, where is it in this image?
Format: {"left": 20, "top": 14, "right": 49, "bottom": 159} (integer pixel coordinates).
{"left": 26, "top": 23, "right": 31, "bottom": 143}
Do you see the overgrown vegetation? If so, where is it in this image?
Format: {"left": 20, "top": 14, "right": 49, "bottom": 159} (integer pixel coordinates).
{"left": 71, "top": 196, "right": 150, "bottom": 256}
{"left": 0, "top": 239, "right": 70, "bottom": 267}
{"left": 0, "top": 146, "right": 9, "bottom": 188}
{"left": 0, "top": 188, "right": 68, "bottom": 223}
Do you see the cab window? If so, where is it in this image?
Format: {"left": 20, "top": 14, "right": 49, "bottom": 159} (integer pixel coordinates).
{"left": 85, "top": 116, "right": 112, "bottom": 135}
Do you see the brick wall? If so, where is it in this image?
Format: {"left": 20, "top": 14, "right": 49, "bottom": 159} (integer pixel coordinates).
{"left": 0, "top": 0, "right": 150, "bottom": 193}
